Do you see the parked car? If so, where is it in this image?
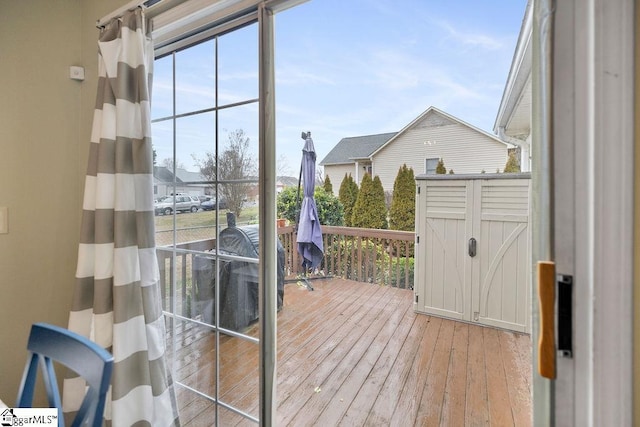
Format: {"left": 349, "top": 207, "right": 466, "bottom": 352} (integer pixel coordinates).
{"left": 154, "top": 195, "right": 200, "bottom": 215}
{"left": 200, "top": 197, "right": 228, "bottom": 211}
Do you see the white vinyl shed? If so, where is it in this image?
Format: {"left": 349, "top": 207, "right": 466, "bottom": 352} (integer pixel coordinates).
{"left": 414, "top": 173, "right": 531, "bottom": 333}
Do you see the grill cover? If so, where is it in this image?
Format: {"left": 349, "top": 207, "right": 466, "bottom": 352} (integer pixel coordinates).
{"left": 193, "top": 225, "right": 285, "bottom": 331}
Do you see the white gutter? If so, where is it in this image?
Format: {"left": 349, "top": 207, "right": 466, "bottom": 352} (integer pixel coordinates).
{"left": 498, "top": 126, "right": 530, "bottom": 149}
{"left": 493, "top": 0, "right": 533, "bottom": 134}
{"left": 498, "top": 126, "right": 531, "bottom": 172}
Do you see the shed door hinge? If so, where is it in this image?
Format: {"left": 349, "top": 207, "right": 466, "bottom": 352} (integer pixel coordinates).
{"left": 414, "top": 294, "right": 418, "bottom": 303}
{"left": 416, "top": 236, "right": 419, "bottom": 244}
{"left": 417, "top": 186, "right": 420, "bottom": 194}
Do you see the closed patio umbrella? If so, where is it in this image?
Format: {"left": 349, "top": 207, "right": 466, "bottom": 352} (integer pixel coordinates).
{"left": 296, "top": 132, "right": 324, "bottom": 282}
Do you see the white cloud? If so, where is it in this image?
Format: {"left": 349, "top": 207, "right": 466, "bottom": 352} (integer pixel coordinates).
{"left": 437, "top": 20, "right": 504, "bottom": 50}
{"left": 276, "top": 64, "right": 336, "bottom": 86}
{"left": 218, "top": 71, "right": 258, "bottom": 81}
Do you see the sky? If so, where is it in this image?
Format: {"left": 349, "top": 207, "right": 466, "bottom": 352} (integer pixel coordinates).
{"left": 151, "top": 0, "right": 528, "bottom": 177}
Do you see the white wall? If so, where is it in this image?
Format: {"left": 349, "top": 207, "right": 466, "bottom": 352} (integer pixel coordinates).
{"left": 323, "top": 163, "right": 356, "bottom": 195}
{"left": 373, "top": 120, "right": 509, "bottom": 192}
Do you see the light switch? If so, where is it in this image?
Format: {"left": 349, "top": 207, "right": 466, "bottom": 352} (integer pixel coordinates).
{"left": 0, "top": 207, "right": 7, "bottom": 234}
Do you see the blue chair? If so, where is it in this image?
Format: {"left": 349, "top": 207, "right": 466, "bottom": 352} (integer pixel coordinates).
{"left": 16, "top": 323, "right": 113, "bottom": 427}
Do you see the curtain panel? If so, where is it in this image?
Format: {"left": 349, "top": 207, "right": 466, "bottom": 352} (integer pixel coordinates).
{"left": 64, "top": 9, "right": 179, "bottom": 427}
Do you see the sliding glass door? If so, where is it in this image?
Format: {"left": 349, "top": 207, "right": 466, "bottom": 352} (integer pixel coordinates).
{"left": 151, "top": 20, "right": 264, "bottom": 425}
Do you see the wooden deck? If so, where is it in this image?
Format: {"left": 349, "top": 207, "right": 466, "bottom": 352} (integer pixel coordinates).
{"left": 171, "top": 277, "right": 532, "bottom": 426}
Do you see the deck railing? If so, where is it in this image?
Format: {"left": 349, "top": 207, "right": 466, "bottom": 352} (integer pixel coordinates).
{"left": 278, "top": 225, "right": 415, "bottom": 289}
{"left": 157, "top": 226, "right": 416, "bottom": 313}
{"left": 157, "top": 239, "right": 216, "bottom": 315}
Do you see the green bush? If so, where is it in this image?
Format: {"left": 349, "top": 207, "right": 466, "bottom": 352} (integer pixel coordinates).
{"left": 323, "top": 175, "right": 333, "bottom": 193}
{"left": 338, "top": 173, "right": 358, "bottom": 227}
{"left": 277, "top": 186, "right": 344, "bottom": 226}
{"left": 352, "top": 174, "right": 388, "bottom": 229}
{"left": 389, "top": 164, "right": 415, "bottom": 231}
{"left": 504, "top": 151, "right": 521, "bottom": 173}
{"left": 380, "top": 257, "right": 414, "bottom": 289}
{"left": 436, "top": 158, "right": 446, "bottom": 174}
{"left": 313, "top": 187, "right": 345, "bottom": 225}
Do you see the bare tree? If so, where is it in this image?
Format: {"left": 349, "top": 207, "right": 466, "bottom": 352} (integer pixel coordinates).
{"left": 218, "top": 129, "right": 256, "bottom": 218}
{"left": 315, "top": 165, "right": 324, "bottom": 186}
{"left": 192, "top": 129, "right": 256, "bottom": 218}
{"left": 160, "top": 157, "right": 185, "bottom": 171}
{"left": 277, "top": 154, "right": 293, "bottom": 177}
{"left": 192, "top": 152, "right": 216, "bottom": 190}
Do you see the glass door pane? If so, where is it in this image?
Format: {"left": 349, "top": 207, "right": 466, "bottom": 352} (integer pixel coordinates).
{"left": 152, "top": 21, "right": 261, "bottom": 425}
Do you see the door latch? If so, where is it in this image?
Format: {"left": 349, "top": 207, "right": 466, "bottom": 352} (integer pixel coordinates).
{"left": 468, "top": 238, "right": 477, "bottom": 257}
{"left": 557, "top": 274, "right": 573, "bottom": 358}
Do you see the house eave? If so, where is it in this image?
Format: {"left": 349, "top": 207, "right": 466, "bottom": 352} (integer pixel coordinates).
{"left": 319, "top": 161, "right": 354, "bottom": 166}
{"left": 493, "top": 0, "right": 533, "bottom": 134}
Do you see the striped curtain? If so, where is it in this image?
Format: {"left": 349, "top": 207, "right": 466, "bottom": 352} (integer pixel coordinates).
{"left": 64, "top": 9, "right": 179, "bottom": 427}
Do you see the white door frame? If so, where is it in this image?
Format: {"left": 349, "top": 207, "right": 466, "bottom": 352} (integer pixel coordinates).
{"left": 534, "top": 0, "right": 635, "bottom": 424}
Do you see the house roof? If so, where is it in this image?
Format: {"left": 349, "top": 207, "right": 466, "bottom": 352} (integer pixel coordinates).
{"left": 277, "top": 176, "right": 299, "bottom": 187}
{"left": 175, "top": 168, "right": 204, "bottom": 182}
{"left": 319, "top": 132, "right": 397, "bottom": 166}
{"left": 154, "top": 166, "right": 205, "bottom": 183}
{"left": 320, "top": 107, "right": 509, "bottom": 167}
{"left": 154, "top": 166, "right": 179, "bottom": 182}
{"left": 369, "top": 106, "right": 510, "bottom": 158}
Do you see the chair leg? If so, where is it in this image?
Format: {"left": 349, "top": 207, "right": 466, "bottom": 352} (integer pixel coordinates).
{"left": 16, "top": 354, "right": 39, "bottom": 407}
{"left": 40, "top": 357, "right": 62, "bottom": 417}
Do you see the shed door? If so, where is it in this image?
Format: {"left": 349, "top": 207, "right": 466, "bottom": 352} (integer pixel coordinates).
{"left": 473, "top": 179, "right": 530, "bottom": 332}
{"left": 416, "top": 180, "right": 472, "bottom": 321}
{"left": 415, "top": 177, "right": 530, "bottom": 333}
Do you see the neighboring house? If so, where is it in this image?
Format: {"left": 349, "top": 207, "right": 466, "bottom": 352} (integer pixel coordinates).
{"left": 319, "top": 132, "right": 397, "bottom": 193}
{"left": 320, "top": 106, "right": 511, "bottom": 194}
{"left": 153, "top": 166, "right": 208, "bottom": 198}
{"left": 277, "top": 175, "right": 298, "bottom": 193}
{"left": 493, "top": 0, "right": 532, "bottom": 171}
{"left": 241, "top": 176, "right": 297, "bottom": 205}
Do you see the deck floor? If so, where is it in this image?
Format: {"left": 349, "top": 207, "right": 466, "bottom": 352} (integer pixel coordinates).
{"left": 170, "top": 277, "right": 532, "bottom": 426}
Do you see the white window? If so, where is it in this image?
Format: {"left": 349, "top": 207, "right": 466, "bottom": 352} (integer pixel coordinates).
{"left": 425, "top": 158, "right": 439, "bottom": 174}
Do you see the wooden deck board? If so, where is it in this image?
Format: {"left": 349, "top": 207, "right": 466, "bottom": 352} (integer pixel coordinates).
{"left": 174, "top": 277, "right": 531, "bottom": 426}
{"left": 307, "top": 291, "right": 414, "bottom": 426}
{"left": 278, "top": 285, "right": 400, "bottom": 425}
{"left": 465, "top": 324, "right": 491, "bottom": 426}
{"left": 440, "top": 321, "right": 470, "bottom": 427}
{"left": 389, "top": 316, "right": 443, "bottom": 427}
{"left": 414, "top": 318, "right": 455, "bottom": 426}
{"left": 362, "top": 310, "right": 431, "bottom": 426}
{"left": 484, "top": 327, "right": 514, "bottom": 426}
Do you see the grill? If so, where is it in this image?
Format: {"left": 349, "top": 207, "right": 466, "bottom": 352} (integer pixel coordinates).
{"left": 193, "top": 224, "right": 285, "bottom": 332}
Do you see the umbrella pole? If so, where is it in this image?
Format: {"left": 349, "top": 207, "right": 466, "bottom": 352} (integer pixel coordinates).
{"left": 295, "top": 157, "right": 303, "bottom": 230}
